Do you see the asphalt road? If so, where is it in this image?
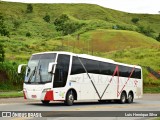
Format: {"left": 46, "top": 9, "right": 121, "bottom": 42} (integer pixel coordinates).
{"left": 0, "top": 94, "right": 160, "bottom": 120}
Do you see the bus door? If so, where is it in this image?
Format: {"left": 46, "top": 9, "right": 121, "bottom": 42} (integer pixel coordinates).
{"left": 53, "top": 54, "right": 70, "bottom": 88}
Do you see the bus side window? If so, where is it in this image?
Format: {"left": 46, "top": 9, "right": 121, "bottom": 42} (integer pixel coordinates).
{"left": 135, "top": 68, "right": 141, "bottom": 79}
{"left": 71, "top": 57, "right": 86, "bottom": 75}
{"left": 100, "top": 62, "right": 115, "bottom": 76}
{"left": 86, "top": 59, "right": 100, "bottom": 74}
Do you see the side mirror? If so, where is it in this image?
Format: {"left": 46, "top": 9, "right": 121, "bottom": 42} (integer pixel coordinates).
{"left": 48, "top": 62, "right": 57, "bottom": 73}
{"left": 18, "top": 64, "right": 27, "bottom": 74}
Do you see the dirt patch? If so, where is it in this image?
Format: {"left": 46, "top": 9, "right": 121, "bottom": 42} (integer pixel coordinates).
{"left": 0, "top": 71, "right": 8, "bottom": 82}
{"left": 63, "top": 30, "right": 160, "bottom": 53}
{"left": 148, "top": 73, "right": 158, "bottom": 80}
{"left": 63, "top": 31, "right": 141, "bottom": 52}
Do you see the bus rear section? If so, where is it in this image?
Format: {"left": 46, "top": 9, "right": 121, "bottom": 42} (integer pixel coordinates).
{"left": 69, "top": 55, "right": 143, "bottom": 104}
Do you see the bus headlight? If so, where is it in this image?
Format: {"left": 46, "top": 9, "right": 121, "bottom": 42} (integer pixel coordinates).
{"left": 42, "top": 88, "right": 51, "bottom": 93}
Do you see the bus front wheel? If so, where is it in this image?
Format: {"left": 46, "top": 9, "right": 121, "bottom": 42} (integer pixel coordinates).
{"left": 41, "top": 100, "right": 50, "bottom": 104}
{"left": 65, "top": 91, "right": 74, "bottom": 106}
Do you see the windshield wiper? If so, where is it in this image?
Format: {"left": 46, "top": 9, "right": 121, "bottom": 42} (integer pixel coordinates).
{"left": 28, "top": 66, "right": 36, "bottom": 83}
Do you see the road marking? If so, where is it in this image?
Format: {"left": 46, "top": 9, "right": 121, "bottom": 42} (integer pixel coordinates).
{"left": 0, "top": 102, "right": 40, "bottom": 106}
{"left": 0, "top": 104, "right": 8, "bottom": 106}
{"left": 11, "top": 117, "right": 32, "bottom": 120}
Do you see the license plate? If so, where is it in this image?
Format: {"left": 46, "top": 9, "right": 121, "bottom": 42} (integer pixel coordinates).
{"left": 32, "top": 95, "right": 37, "bottom": 98}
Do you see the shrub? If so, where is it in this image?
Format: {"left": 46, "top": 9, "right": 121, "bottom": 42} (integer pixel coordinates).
{"left": 43, "top": 14, "right": 50, "bottom": 23}
{"left": 0, "top": 62, "right": 25, "bottom": 90}
{"left": 26, "top": 32, "right": 31, "bottom": 37}
{"left": 0, "top": 15, "right": 9, "bottom": 37}
{"left": 26, "top": 4, "right": 33, "bottom": 13}
{"left": 156, "top": 33, "right": 160, "bottom": 42}
{"left": 138, "top": 26, "right": 155, "bottom": 37}
{"left": 114, "top": 24, "right": 136, "bottom": 31}
{"left": 131, "top": 18, "right": 139, "bottom": 24}
{"left": 12, "top": 19, "right": 21, "bottom": 30}
{"left": 0, "top": 43, "right": 5, "bottom": 62}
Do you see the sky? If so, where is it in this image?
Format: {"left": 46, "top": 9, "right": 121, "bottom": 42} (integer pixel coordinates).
{"left": 1, "top": 0, "right": 160, "bottom": 14}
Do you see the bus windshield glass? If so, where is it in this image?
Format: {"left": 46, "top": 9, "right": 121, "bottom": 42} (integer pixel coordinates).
{"left": 24, "top": 53, "right": 57, "bottom": 84}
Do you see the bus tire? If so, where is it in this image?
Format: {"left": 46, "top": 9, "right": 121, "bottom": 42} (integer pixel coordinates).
{"left": 65, "top": 90, "right": 74, "bottom": 106}
{"left": 127, "top": 92, "right": 133, "bottom": 103}
{"left": 41, "top": 100, "right": 50, "bottom": 104}
{"left": 119, "top": 92, "right": 126, "bottom": 104}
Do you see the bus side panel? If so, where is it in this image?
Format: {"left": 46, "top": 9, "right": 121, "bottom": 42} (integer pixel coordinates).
{"left": 133, "top": 78, "right": 143, "bottom": 99}
{"left": 53, "top": 88, "right": 67, "bottom": 101}
{"left": 68, "top": 73, "right": 95, "bottom": 100}
{"left": 64, "top": 72, "right": 143, "bottom": 101}
{"left": 94, "top": 74, "right": 118, "bottom": 100}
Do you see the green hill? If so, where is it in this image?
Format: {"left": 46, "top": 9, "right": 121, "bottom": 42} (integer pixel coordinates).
{"left": 0, "top": 1, "right": 160, "bottom": 92}
{"left": 0, "top": 2, "right": 160, "bottom": 38}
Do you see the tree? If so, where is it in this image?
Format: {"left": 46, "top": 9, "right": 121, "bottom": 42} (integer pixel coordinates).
{"left": 26, "top": 4, "right": 33, "bottom": 13}
{"left": 0, "top": 43, "right": 5, "bottom": 63}
{"left": 54, "top": 14, "right": 83, "bottom": 35}
{"left": 54, "top": 14, "right": 69, "bottom": 32}
{"left": 43, "top": 14, "right": 50, "bottom": 23}
{"left": 131, "top": 18, "right": 139, "bottom": 24}
{"left": 63, "top": 21, "right": 82, "bottom": 35}
{"left": 0, "top": 15, "right": 9, "bottom": 37}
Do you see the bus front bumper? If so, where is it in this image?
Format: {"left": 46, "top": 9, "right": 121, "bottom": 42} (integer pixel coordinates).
{"left": 23, "top": 90, "right": 54, "bottom": 101}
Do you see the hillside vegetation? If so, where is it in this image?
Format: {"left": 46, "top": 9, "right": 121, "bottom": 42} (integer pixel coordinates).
{"left": 0, "top": 1, "right": 160, "bottom": 92}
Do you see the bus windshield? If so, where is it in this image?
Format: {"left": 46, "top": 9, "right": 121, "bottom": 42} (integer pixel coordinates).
{"left": 24, "top": 53, "right": 57, "bottom": 84}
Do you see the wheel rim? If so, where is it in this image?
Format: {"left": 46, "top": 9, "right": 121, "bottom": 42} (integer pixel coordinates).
{"left": 121, "top": 94, "right": 126, "bottom": 103}
{"left": 69, "top": 94, "right": 74, "bottom": 102}
{"left": 128, "top": 94, "right": 133, "bottom": 102}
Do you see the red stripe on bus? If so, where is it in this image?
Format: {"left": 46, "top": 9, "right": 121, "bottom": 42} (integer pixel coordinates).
{"left": 117, "top": 66, "right": 120, "bottom": 97}
{"left": 44, "top": 91, "right": 54, "bottom": 101}
{"left": 118, "top": 66, "right": 135, "bottom": 97}
{"left": 109, "top": 65, "right": 118, "bottom": 83}
{"left": 23, "top": 91, "right": 27, "bottom": 99}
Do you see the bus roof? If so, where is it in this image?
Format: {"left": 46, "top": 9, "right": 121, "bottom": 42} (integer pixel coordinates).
{"left": 32, "top": 51, "right": 76, "bottom": 56}
{"left": 78, "top": 54, "right": 114, "bottom": 63}
{"left": 32, "top": 51, "right": 141, "bottom": 69}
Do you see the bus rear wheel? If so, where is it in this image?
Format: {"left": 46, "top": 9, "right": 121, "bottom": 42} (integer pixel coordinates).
{"left": 127, "top": 92, "right": 133, "bottom": 103}
{"left": 119, "top": 92, "right": 126, "bottom": 104}
{"left": 41, "top": 100, "right": 50, "bottom": 104}
{"left": 65, "top": 91, "right": 74, "bottom": 106}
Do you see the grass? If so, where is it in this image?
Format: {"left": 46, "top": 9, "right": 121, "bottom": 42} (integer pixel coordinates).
{"left": 0, "top": 91, "right": 23, "bottom": 98}
{"left": 154, "top": 118, "right": 160, "bottom": 120}
{"left": 144, "top": 86, "right": 160, "bottom": 93}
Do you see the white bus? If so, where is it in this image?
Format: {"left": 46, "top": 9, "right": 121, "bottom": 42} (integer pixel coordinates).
{"left": 18, "top": 51, "right": 143, "bottom": 106}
